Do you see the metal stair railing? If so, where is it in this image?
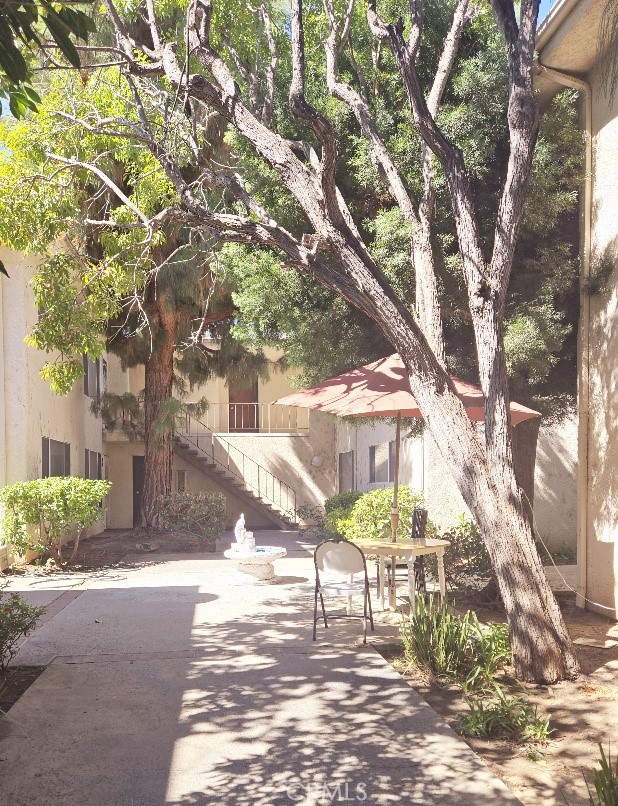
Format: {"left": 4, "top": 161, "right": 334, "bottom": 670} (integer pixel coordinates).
{"left": 175, "top": 408, "right": 297, "bottom": 522}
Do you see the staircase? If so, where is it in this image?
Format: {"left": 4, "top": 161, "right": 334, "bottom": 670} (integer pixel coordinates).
{"left": 173, "top": 410, "right": 299, "bottom": 530}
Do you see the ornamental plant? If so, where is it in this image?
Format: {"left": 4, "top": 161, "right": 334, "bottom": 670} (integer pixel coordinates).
{"left": 340, "top": 487, "right": 432, "bottom": 542}
{"left": 156, "top": 491, "right": 226, "bottom": 551}
{"left": 0, "top": 477, "right": 111, "bottom": 562}
{"left": 0, "top": 585, "right": 45, "bottom": 672}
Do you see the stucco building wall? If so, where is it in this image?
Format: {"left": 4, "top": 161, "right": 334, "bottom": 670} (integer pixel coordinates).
{"left": 0, "top": 247, "right": 105, "bottom": 567}
{"left": 104, "top": 352, "right": 335, "bottom": 530}
{"left": 335, "top": 415, "right": 578, "bottom": 543}
{"left": 534, "top": 0, "right": 618, "bottom": 616}
{"left": 580, "top": 60, "right": 618, "bottom": 615}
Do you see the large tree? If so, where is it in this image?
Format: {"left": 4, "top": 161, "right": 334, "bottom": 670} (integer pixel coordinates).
{"left": 0, "top": 77, "right": 267, "bottom": 526}
{"left": 0, "top": 0, "right": 580, "bottom": 682}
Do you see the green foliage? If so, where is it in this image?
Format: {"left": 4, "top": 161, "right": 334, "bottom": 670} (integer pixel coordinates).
{"left": 402, "top": 596, "right": 551, "bottom": 746}
{"left": 323, "top": 491, "right": 364, "bottom": 537}
{"left": 586, "top": 744, "right": 618, "bottom": 805}
{"left": 225, "top": 243, "right": 390, "bottom": 387}
{"left": 92, "top": 392, "right": 144, "bottom": 440}
{"left": 401, "top": 595, "right": 510, "bottom": 690}
{"left": 339, "top": 486, "right": 428, "bottom": 541}
{"left": 0, "top": 477, "right": 111, "bottom": 558}
{"left": 459, "top": 689, "right": 553, "bottom": 744}
{"left": 441, "top": 515, "right": 493, "bottom": 591}
{"left": 324, "top": 490, "right": 363, "bottom": 514}
{"left": 402, "top": 595, "right": 473, "bottom": 681}
{"left": 0, "top": 586, "right": 45, "bottom": 672}
{"left": 465, "top": 621, "right": 512, "bottom": 692}
{"left": 324, "top": 506, "right": 355, "bottom": 539}
{"left": 24, "top": 254, "right": 118, "bottom": 394}
{"left": 0, "top": 0, "right": 95, "bottom": 118}
{"left": 157, "top": 492, "right": 226, "bottom": 548}
{"left": 504, "top": 306, "right": 569, "bottom": 386}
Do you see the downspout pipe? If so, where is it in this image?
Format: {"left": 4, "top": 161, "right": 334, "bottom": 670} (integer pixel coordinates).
{"left": 537, "top": 58, "right": 592, "bottom": 610}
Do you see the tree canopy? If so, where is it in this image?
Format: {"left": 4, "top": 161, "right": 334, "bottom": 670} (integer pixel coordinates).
{"left": 0, "top": 0, "right": 583, "bottom": 682}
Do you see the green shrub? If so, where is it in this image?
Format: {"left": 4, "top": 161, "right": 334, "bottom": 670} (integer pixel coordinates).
{"left": 157, "top": 491, "right": 226, "bottom": 549}
{"left": 323, "top": 506, "right": 355, "bottom": 537}
{"left": 0, "top": 477, "right": 111, "bottom": 562}
{"left": 586, "top": 744, "right": 618, "bottom": 805}
{"left": 0, "top": 587, "right": 45, "bottom": 672}
{"left": 459, "top": 688, "right": 553, "bottom": 744}
{"left": 341, "top": 486, "right": 430, "bottom": 541}
{"left": 401, "top": 595, "right": 511, "bottom": 690}
{"left": 324, "top": 490, "right": 363, "bottom": 514}
{"left": 442, "top": 515, "right": 493, "bottom": 591}
{"left": 402, "top": 595, "right": 472, "bottom": 680}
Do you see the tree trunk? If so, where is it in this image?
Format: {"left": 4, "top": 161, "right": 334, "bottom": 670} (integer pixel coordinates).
{"left": 141, "top": 290, "right": 177, "bottom": 528}
{"left": 387, "top": 324, "right": 579, "bottom": 683}
{"left": 512, "top": 416, "right": 541, "bottom": 524}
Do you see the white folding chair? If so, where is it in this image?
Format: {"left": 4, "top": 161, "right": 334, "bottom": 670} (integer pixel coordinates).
{"left": 313, "top": 538, "right": 375, "bottom": 644}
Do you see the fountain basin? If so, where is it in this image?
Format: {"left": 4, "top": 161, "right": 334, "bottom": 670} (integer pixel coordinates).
{"left": 223, "top": 545, "right": 287, "bottom": 583}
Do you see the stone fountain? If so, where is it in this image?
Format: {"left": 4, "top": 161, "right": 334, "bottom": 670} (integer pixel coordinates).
{"left": 223, "top": 514, "right": 287, "bottom": 583}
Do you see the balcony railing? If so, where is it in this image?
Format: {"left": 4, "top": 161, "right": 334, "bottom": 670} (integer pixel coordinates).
{"left": 192, "top": 403, "right": 309, "bottom": 434}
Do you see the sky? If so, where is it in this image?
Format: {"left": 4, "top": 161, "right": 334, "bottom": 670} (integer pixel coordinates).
{"left": 538, "top": 0, "right": 557, "bottom": 24}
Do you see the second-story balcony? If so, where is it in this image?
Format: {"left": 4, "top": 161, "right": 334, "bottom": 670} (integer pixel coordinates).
{"left": 191, "top": 403, "right": 309, "bottom": 435}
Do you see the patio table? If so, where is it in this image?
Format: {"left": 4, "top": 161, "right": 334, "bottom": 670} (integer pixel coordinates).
{"left": 351, "top": 538, "right": 450, "bottom": 614}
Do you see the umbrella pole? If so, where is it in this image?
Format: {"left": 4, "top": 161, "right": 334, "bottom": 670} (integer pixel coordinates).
{"left": 389, "top": 412, "right": 401, "bottom": 609}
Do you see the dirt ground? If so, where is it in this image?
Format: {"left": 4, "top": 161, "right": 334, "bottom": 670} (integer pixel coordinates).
{"left": 385, "top": 589, "right": 618, "bottom": 806}
{"left": 3, "top": 529, "right": 618, "bottom": 805}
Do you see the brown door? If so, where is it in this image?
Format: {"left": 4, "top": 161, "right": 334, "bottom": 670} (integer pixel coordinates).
{"left": 228, "top": 376, "right": 258, "bottom": 432}
{"left": 132, "top": 455, "right": 145, "bottom": 526}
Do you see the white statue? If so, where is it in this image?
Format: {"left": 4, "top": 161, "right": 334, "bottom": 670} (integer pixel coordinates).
{"left": 234, "top": 513, "right": 246, "bottom": 543}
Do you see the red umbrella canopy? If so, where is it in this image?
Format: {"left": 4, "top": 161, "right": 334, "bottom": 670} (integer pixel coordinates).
{"left": 276, "top": 354, "right": 540, "bottom": 425}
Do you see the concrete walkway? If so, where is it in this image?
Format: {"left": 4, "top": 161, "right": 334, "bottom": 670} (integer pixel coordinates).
{"left": 0, "top": 531, "right": 519, "bottom": 805}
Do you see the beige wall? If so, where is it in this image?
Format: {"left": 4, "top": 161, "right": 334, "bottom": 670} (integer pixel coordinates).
{"left": 335, "top": 415, "right": 579, "bottom": 541}
{"left": 106, "top": 347, "right": 309, "bottom": 433}
{"left": 105, "top": 413, "right": 336, "bottom": 531}
{"left": 580, "top": 62, "right": 618, "bottom": 616}
{"left": 105, "top": 345, "right": 337, "bottom": 530}
{"left": 537, "top": 0, "right": 618, "bottom": 616}
{"left": 534, "top": 413, "right": 578, "bottom": 551}
{"left": 0, "top": 247, "right": 105, "bottom": 566}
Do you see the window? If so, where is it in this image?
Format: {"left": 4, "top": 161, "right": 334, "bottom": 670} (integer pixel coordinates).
{"left": 369, "top": 441, "right": 395, "bottom": 484}
{"left": 84, "top": 449, "right": 102, "bottom": 480}
{"left": 42, "top": 437, "right": 70, "bottom": 477}
{"left": 83, "top": 356, "right": 100, "bottom": 400}
{"left": 176, "top": 469, "right": 187, "bottom": 493}
{"left": 338, "top": 450, "right": 355, "bottom": 492}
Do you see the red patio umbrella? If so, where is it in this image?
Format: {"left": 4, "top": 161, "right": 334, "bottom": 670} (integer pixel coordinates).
{"left": 276, "top": 354, "right": 540, "bottom": 541}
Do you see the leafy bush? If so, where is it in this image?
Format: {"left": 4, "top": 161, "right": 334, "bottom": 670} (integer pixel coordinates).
{"left": 401, "top": 596, "right": 550, "bottom": 747}
{"left": 0, "top": 586, "right": 45, "bottom": 672}
{"left": 341, "top": 486, "right": 429, "bottom": 541}
{"left": 157, "top": 491, "right": 226, "bottom": 550}
{"left": 459, "top": 688, "right": 553, "bottom": 744}
{"left": 441, "top": 515, "right": 493, "bottom": 591}
{"left": 0, "top": 477, "right": 111, "bottom": 562}
{"left": 586, "top": 744, "right": 618, "bottom": 805}
{"left": 324, "top": 490, "right": 363, "bottom": 514}
{"left": 323, "top": 505, "right": 354, "bottom": 537}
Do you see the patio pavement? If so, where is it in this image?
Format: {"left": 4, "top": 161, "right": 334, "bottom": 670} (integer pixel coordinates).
{"left": 0, "top": 530, "right": 519, "bottom": 805}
